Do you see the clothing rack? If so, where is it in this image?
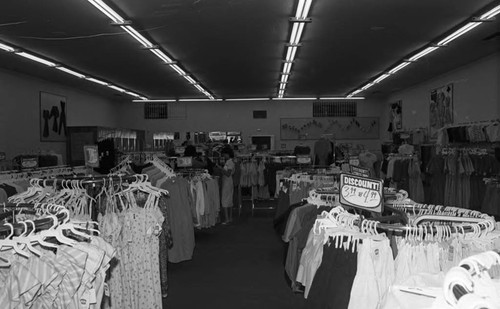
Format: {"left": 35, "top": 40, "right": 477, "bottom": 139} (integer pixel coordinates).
{"left": 307, "top": 188, "right": 495, "bottom": 237}
{"left": 0, "top": 203, "right": 68, "bottom": 236}
{"left": 0, "top": 165, "right": 87, "bottom": 181}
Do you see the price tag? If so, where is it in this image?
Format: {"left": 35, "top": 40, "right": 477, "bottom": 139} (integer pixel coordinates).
{"left": 339, "top": 173, "right": 383, "bottom": 213}
{"left": 350, "top": 165, "right": 370, "bottom": 177}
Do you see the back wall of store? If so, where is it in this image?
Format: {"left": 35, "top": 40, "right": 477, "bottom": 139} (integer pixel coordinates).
{"left": 0, "top": 68, "right": 123, "bottom": 161}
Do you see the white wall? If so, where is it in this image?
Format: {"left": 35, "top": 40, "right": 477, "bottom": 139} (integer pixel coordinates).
{"left": 382, "top": 52, "right": 500, "bottom": 140}
{"left": 0, "top": 68, "right": 122, "bottom": 161}
{"left": 118, "top": 98, "right": 386, "bottom": 153}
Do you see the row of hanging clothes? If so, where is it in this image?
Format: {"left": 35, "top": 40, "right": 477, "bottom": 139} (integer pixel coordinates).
{"left": 483, "top": 177, "right": 500, "bottom": 217}
{"left": 426, "top": 146, "right": 500, "bottom": 211}
{"left": 236, "top": 155, "right": 271, "bottom": 200}
{"left": 0, "top": 201, "right": 115, "bottom": 309}
{"left": 273, "top": 170, "right": 338, "bottom": 236}
{"left": 9, "top": 174, "right": 171, "bottom": 308}
{"left": 381, "top": 153, "right": 425, "bottom": 203}
{"left": 113, "top": 155, "right": 197, "bottom": 264}
{"left": 436, "top": 120, "right": 500, "bottom": 145}
{"left": 281, "top": 188, "right": 500, "bottom": 309}
{"left": 0, "top": 165, "right": 87, "bottom": 203}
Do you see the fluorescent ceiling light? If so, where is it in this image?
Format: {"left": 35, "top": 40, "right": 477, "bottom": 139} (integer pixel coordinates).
{"left": 16, "top": 52, "right": 56, "bottom": 67}
{"left": 170, "top": 64, "right": 186, "bottom": 76}
{"left": 273, "top": 97, "right": 316, "bottom": 100}
{"left": 283, "top": 62, "right": 293, "bottom": 74}
{"left": 179, "top": 98, "right": 222, "bottom": 102}
{"left": 280, "top": 74, "right": 289, "bottom": 84}
{"left": 121, "top": 26, "right": 154, "bottom": 48}
{"left": 319, "top": 97, "right": 365, "bottom": 100}
{"left": 108, "top": 85, "right": 126, "bottom": 92}
{"left": 125, "top": 91, "right": 142, "bottom": 98}
{"left": 361, "top": 83, "right": 375, "bottom": 91}
{"left": 437, "top": 22, "right": 481, "bottom": 46}
{"left": 408, "top": 46, "right": 439, "bottom": 62}
{"left": 133, "top": 99, "right": 176, "bottom": 102}
{"left": 86, "top": 77, "right": 109, "bottom": 86}
{"left": 150, "top": 49, "right": 174, "bottom": 64}
{"left": 87, "top": 0, "right": 124, "bottom": 23}
{"left": 372, "top": 73, "right": 390, "bottom": 84}
{"left": 286, "top": 46, "right": 298, "bottom": 62}
{"left": 388, "top": 62, "right": 411, "bottom": 75}
{"left": 289, "top": 22, "right": 305, "bottom": 45}
{"left": 226, "top": 98, "right": 270, "bottom": 101}
{"left": 0, "top": 42, "right": 15, "bottom": 52}
{"left": 480, "top": 5, "right": 500, "bottom": 19}
{"left": 296, "top": 0, "right": 313, "bottom": 19}
{"left": 56, "top": 67, "right": 86, "bottom": 78}
{"left": 184, "top": 76, "right": 197, "bottom": 84}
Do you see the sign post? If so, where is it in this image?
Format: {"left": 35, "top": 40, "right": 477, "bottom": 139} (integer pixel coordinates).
{"left": 339, "top": 173, "right": 383, "bottom": 213}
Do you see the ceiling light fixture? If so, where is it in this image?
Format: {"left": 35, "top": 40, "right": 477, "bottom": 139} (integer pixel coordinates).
{"left": 120, "top": 25, "right": 154, "bottom": 48}
{"left": 272, "top": 97, "right": 316, "bottom": 100}
{"left": 319, "top": 97, "right": 365, "bottom": 100}
{"left": 56, "top": 67, "right": 86, "bottom": 78}
{"left": 480, "top": 4, "right": 500, "bottom": 19}
{"left": 372, "top": 73, "right": 390, "bottom": 84}
{"left": 225, "top": 98, "right": 270, "bottom": 101}
{"left": 0, "top": 42, "right": 15, "bottom": 52}
{"left": 86, "top": 77, "right": 109, "bottom": 86}
{"left": 275, "top": 0, "right": 313, "bottom": 98}
{"left": 179, "top": 98, "right": 223, "bottom": 102}
{"left": 437, "top": 22, "right": 481, "bottom": 46}
{"left": 16, "top": 52, "right": 57, "bottom": 67}
{"left": 87, "top": 0, "right": 124, "bottom": 23}
{"left": 346, "top": 4, "right": 495, "bottom": 97}
{"left": 85, "top": 0, "right": 214, "bottom": 100}
{"left": 132, "top": 99, "right": 177, "bottom": 102}
{"left": 388, "top": 62, "right": 411, "bottom": 75}
{"left": 108, "top": 85, "right": 127, "bottom": 92}
{"left": 407, "top": 46, "right": 440, "bottom": 62}
{"left": 0, "top": 39, "right": 146, "bottom": 98}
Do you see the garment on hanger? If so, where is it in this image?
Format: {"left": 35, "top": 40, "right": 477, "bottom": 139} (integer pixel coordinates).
{"left": 314, "top": 138, "right": 332, "bottom": 166}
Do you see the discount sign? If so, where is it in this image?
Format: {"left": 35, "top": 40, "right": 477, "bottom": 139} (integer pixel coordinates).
{"left": 340, "top": 173, "right": 383, "bottom": 213}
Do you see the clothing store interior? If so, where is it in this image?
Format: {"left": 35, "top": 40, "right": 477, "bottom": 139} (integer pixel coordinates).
{"left": 0, "top": 1, "right": 500, "bottom": 308}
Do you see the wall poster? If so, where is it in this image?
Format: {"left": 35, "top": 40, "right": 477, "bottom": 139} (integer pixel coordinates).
{"left": 429, "top": 84, "right": 453, "bottom": 139}
{"left": 388, "top": 100, "right": 402, "bottom": 133}
{"left": 40, "top": 92, "right": 67, "bottom": 142}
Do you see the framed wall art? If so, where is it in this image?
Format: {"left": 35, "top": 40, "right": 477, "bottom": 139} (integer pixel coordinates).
{"left": 429, "top": 84, "right": 453, "bottom": 139}
{"left": 40, "top": 91, "right": 67, "bottom": 142}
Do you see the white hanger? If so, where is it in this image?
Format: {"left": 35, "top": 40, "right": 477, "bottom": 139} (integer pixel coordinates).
{"left": 0, "top": 223, "right": 30, "bottom": 259}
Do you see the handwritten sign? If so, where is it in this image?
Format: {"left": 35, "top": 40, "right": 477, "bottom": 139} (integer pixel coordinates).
{"left": 350, "top": 165, "right": 370, "bottom": 177}
{"left": 340, "top": 173, "right": 383, "bottom": 213}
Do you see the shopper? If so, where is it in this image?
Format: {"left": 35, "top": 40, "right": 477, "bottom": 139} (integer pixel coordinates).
{"left": 220, "top": 147, "right": 235, "bottom": 224}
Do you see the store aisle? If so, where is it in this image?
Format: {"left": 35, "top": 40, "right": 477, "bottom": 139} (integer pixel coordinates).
{"left": 163, "top": 203, "right": 307, "bottom": 309}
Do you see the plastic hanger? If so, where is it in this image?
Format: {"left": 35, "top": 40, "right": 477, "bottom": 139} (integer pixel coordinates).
{"left": 13, "top": 221, "right": 42, "bottom": 257}
{"left": 0, "top": 223, "right": 30, "bottom": 259}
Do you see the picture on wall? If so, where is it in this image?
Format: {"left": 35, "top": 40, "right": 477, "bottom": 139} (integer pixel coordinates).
{"left": 429, "top": 84, "right": 453, "bottom": 139}
{"left": 40, "top": 92, "right": 67, "bottom": 142}
{"left": 388, "top": 100, "right": 402, "bottom": 133}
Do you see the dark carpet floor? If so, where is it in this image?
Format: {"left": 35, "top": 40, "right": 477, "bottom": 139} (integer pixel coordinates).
{"left": 162, "top": 201, "right": 308, "bottom": 309}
